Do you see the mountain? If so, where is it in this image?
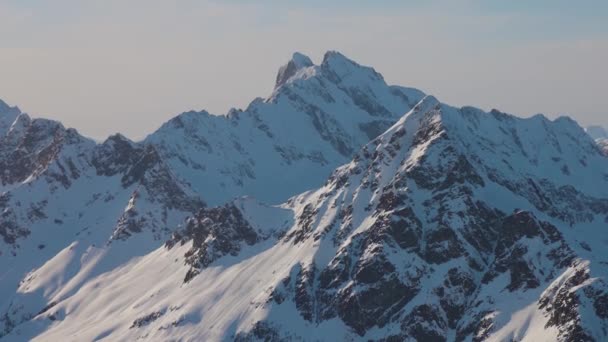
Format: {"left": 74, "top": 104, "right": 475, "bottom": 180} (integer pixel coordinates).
{"left": 0, "top": 51, "right": 424, "bottom": 339}
{"left": 2, "top": 53, "right": 608, "bottom": 341}
{"left": 586, "top": 126, "right": 608, "bottom": 156}
{"left": 0, "top": 102, "right": 204, "bottom": 339}
{"left": 145, "top": 51, "right": 424, "bottom": 205}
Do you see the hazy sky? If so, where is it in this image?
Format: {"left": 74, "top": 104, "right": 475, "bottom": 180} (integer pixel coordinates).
{"left": 1, "top": 0, "right": 607, "bottom": 140}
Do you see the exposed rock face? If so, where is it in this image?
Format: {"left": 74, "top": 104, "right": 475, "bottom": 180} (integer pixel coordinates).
{"left": 596, "top": 138, "right": 608, "bottom": 156}
{"left": 165, "top": 198, "right": 293, "bottom": 283}
{"left": 237, "top": 96, "right": 608, "bottom": 341}
{"left": 275, "top": 52, "right": 314, "bottom": 89}
{"left": 169, "top": 203, "right": 259, "bottom": 282}
{"left": 0, "top": 113, "right": 92, "bottom": 188}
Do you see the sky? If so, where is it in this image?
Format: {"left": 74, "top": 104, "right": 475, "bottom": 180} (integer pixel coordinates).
{"left": 0, "top": 0, "right": 606, "bottom": 140}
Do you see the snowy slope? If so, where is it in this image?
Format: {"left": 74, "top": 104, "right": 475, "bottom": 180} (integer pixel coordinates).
{"left": 2, "top": 90, "right": 608, "bottom": 341}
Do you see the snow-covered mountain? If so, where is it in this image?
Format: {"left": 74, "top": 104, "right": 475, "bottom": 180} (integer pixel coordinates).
{"left": 586, "top": 126, "right": 608, "bottom": 156}
{"left": 0, "top": 51, "right": 423, "bottom": 339}
{"left": 145, "top": 51, "right": 424, "bottom": 205}
{"left": 0, "top": 98, "right": 205, "bottom": 339}
{"left": 2, "top": 53, "right": 608, "bottom": 341}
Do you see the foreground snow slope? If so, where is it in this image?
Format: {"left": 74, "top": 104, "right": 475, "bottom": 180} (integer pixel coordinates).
{"left": 3, "top": 94, "right": 608, "bottom": 341}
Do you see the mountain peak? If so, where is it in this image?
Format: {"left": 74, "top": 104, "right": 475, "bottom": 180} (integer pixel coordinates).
{"left": 321, "top": 50, "right": 357, "bottom": 73}
{"left": 290, "top": 52, "right": 313, "bottom": 68}
{"left": 0, "top": 98, "right": 10, "bottom": 112}
{"left": 321, "top": 50, "right": 353, "bottom": 65}
{"left": 390, "top": 95, "right": 441, "bottom": 131}
{"left": 104, "top": 133, "right": 134, "bottom": 146}
{"left": 0, "top": 98, "right": 23, "bottom": 135}
{"left": 274, "top": 52, "right": 314, "bottom": 89}
{"left": 0, "top": 98, "right": 20, "bottom": 115}
{"left": 412, "top": 95, "right": 440, "bottom": 112}
{"left": 321, "top": 50, "right": 384, "bottom": 84}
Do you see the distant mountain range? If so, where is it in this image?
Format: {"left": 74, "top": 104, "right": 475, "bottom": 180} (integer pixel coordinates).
{"left": 1, "top": 52, "right": 607, "bottom": 342}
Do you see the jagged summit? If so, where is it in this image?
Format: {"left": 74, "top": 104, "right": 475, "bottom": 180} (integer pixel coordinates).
{"left": 362, "top": 94, "right": 605, "bottom": 206}
{"left": 291, "top": 51, "right": 313, "bottom": 66}
{"left": 144, "top": 51, "right": 424, "bottom": 205}
{"left": 275, "top": 52, "right": 315, "bottom": 88}
{"left": 273, "top": 50, "right": 386, "bottom": 92}
{"left": 407, "top": 94, "right": 440, "bottom": 115}
{"left": 0, "top": 99, "right": 22, "bottom": 136}
{"left": 100, "top": 132, "right": 137, "bottom": 148}
{"left": 0, "top": 98, "right": 12, "bottom": 113}
{"left": 321, "top": 50, "right": 360, "bottom": 67}
{"left": 320, "top": 50, "right": 382, "bottom": 81}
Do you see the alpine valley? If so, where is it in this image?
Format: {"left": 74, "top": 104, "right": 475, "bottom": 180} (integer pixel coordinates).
{"left": 1, "top": 52, "right": 607, "bottom": 342}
